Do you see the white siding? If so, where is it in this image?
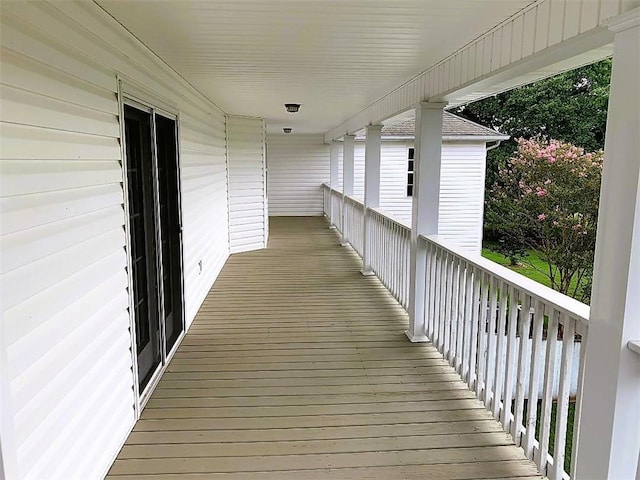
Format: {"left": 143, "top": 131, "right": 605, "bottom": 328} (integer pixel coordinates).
{"left": 351, "top": 141, "right": 487, "bottom": 253}
{"left": 266, "top": 134, "right": 329, "bottom": 216}
{"left": 344, "top": 142, "right": 412, "bottom": 218}
{"left": 0, "top": 2, "right": 229, "bottom": 479}
{"left": 227, "top": 116, "right": 267, "bottom": 253}
{"left": 438, "top": 143, "right": 487, "bottom": 253}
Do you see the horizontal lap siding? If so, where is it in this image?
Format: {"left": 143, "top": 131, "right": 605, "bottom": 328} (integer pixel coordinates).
{"left": 266, "top": 135, "right": 329, "bottom": 216}
{"left": 227, "top": 117, "right": 266, "bottom": 253}
{"left": 0, "top": 2, "right": 228, "bottom": 479}
{"left": 351, "top": 141, "right": 486, "bottom": 253}
{"left": 379, "top": 142, "right": 413, "bottom": 221}
{"left": 180, "top": 111, "right": 229, "bottom": 325}
{"left": 439, "top": 143, "right": 487, "bottom": 254}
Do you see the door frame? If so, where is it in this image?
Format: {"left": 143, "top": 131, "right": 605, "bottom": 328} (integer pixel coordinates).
{"left": 117, "top": 78, "right": 186, "bottom": 416}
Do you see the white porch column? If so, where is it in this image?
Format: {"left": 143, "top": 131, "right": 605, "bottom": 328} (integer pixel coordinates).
{"left": 574, "top": 9, "right": 640, "bottom": 480}
{"left": 341, "top": 134, "right": 355, "bottom": 246}
{"left": 361, "top": 124, "right": 382, "bottom": 275}
{"left": 328, "top": 140, "right": 340, "bottom": 228}
{"left": 406, "top": 102, "right": 446, "bottom": 342}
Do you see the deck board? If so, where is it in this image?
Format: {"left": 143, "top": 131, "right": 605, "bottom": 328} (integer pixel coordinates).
{"left": 108, "top": 216, "right": 541, "bottom": 479}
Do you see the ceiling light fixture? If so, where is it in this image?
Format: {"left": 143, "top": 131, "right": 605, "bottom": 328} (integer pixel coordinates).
{"left": 283, "top": 128, "right": 292, "bottom": 133}
{"left": 285, "top": 103, "right": 301, "bottom": 113}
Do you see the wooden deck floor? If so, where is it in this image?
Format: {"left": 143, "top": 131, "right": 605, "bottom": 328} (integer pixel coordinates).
{"left": 108, "top": 216, "right": 542, "bottom": 479}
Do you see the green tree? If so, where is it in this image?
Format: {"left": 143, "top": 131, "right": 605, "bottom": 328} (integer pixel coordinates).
{"left": 490, "top": 138, "right": 603, "bottom": 302}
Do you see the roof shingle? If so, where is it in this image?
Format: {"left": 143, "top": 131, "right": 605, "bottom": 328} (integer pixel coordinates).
{"left": 355, "top": 111, "right": 508, "bottom": 140}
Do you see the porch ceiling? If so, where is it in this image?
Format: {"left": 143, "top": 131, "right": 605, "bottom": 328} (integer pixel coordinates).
{"left": 97, "top": 0, "right": 534, "bottom": 134}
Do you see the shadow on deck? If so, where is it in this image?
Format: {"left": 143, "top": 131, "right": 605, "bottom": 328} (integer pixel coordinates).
{"left": 108, "top": 216, "right": 542, "bottom": 479}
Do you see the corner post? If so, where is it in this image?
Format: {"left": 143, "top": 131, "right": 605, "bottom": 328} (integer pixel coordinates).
{"left": 406, "top": 102, "right": 447, "bottom": 342}
{"left": 329, "top": 140, "right": 340, "bottom": 228}
{"left": 361, "top": 124, "right": 383, "bottom": 275}
{"left": 574, "top": 9, "right": 640, "bottom": 480}
{"left": 342, "top": 134, "right": 356, "bottom": 246}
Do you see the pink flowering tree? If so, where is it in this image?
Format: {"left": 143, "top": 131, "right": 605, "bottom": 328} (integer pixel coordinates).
{"left": 486, "top": 137, "right": 603, "bottom": 302}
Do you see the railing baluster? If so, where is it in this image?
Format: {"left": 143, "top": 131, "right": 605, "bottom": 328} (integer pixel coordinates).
{"left": 501, "top": 285, "right": 520, "bottom": 431}
{"left": 424, "top": 240, "right": 434, "bottom": 339}
{"left": 550, "top": 315, "right": 575, "bottom": 480}
{"left": 538, "top": 308, "right": 559, "bottom": 474}
{"left": 484, "top": 276, "right": 499, "bottom": 408}
{"left": 434, "top": 248, "right": 444, "bottom": 350}
{"left": 513, "top": 292, "right": 532, "bottom": 444}
{"left": 455, "top": 260, "right": 466, "bottom": 374}
{"left": 443, "top": 252, "right": 453, "bottom": 357}
{"left": 448, "top": 256, "right": 459, "bottom": 366}
{"left": 391, "top": 223, "right": 397, "bottom": 298}
{"left": 476, "top": 271, "right": 489, "bottom": 399}
{"left": 466, "top": 266, "right": 480, "bottom": 388}
{"left": 492, "top": 280, "right": 509, "bottom": 419}
{"left": 569, "top": 326, "right": 587, "bottom": 478}
{"left": 523, "top": 298, "right": 544, "bottom": 457}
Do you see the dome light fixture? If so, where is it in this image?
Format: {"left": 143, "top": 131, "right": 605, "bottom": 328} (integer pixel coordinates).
{"left": 283, "top": 128, "right": 292, "bottom": 133}
{"left": 285, "top": 103, "right": 301, "bottom": 113}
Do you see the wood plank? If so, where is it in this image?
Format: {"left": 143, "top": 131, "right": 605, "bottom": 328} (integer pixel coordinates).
{"left": 132, "top": 409, "right": 496, "bottom": 433}
{"left": 110, "top": 445, "right": 530, "bottom": 474}
{"left": 148, "top": 381, "right": 466, "bottom": 398}
{"left": 118, "top": 431, "right": 515, "bottom": 459}
{"left": 108, "top": 460, "right": 541, "bottom": 479}
{"left": 139, "top": 398, "right": 485, "bottom": 420}
{"left": 125, "top": 419, "right": 505, "bottom": 445}
{"left": 153, "top": 375, "right": 466, "bottom": 391}
{"left": 159, "top": 368, "right": 464, "bottom": 381}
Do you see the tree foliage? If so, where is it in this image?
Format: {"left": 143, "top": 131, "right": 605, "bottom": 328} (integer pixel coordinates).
{"left": 489, "top": 138, "right": 603, "bottom": 302}
{"left": 452, "top": 59, "right": 611, "bottom": 233}
{"left": 450, "top": 59, "right": 611, "bottom": 302}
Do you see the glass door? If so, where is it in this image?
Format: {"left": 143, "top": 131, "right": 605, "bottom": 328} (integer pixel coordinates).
{"left": 155, "top": 113, "right": 184, "bottom": 353}
{"left": 124, "top": 104, "right": 161, "bottom": 391}
{"left": 123, "top": 103, "right": 185, "bottom": 392}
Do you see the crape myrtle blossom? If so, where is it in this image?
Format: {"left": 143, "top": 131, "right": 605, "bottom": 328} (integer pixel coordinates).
{"left": 487, "top": 137, "right": 603, "bottom": 301}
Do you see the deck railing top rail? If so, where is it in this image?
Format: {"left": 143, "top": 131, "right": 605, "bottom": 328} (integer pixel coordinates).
{"left": 421, "top": 233, "right": 590, "bottom": 335}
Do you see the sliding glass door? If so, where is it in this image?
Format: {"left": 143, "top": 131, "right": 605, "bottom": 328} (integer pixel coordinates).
{"left": 123, "top": 102, "right": 184, "bottom": 392}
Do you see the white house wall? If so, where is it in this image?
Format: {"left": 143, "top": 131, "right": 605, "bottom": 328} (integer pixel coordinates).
{"left": 0, "top": 2, "right": 229, "bottom": 479}
{"left": 227, "top": 116, "right": 267, "bottom": 253}
{"left": 438, "top": 142, "right": 488, "bottom": 253}
{"left": 267, "top": 134, "right": 330, "bottom": 216}
{"left": 340, "top": 141, "right": 487, "bottom": 253}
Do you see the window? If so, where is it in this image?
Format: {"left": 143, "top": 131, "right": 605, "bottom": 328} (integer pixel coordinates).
{"left": 407, "top": 147, "right": 414, "bottom": 197}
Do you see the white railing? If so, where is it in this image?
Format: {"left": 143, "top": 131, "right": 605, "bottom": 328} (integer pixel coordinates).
{"left": 421, "top": 235, "right": 589, "bottom": 480}
{"left": 322, "top": 184, "right": 331, "bottom": 220}
{"left": 322, "top": 183, "right": 365, "bottom": 257}
{"left": 342, "top": 195, "right": 365, "bottom": 257}
{"left": 322, "top": 182, "right": 590, "bottom": 480}
{"left": 322, "top": 184, "right": 344, "bottom": 233}
{"left": 368, "top": 208, "right": 411, "bottom": 310}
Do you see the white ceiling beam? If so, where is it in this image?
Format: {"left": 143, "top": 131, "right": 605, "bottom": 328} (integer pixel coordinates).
{"left": 325, "top": 0, "right": 637, "bottom": 142}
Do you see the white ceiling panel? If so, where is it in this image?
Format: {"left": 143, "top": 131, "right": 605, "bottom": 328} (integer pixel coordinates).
{"left": 97, "top": 0, "right": 535, "bottom": 134}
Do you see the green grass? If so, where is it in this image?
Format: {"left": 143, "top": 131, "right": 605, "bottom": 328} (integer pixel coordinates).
{"left": 520, "top": 399, "right": 576, "bottom": 474}
{"left": 482, "top": 247, "right": 553, "bottom": 288}
{"left": 481, "top": 244, "right": 589, "bottom": 302}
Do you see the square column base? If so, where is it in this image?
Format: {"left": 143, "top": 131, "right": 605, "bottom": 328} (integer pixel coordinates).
{"left": 405, "top": 330, "right": 429, "bottom": 343}
{"left": 360, "top": 269, "right": 375, "bottom": 276}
